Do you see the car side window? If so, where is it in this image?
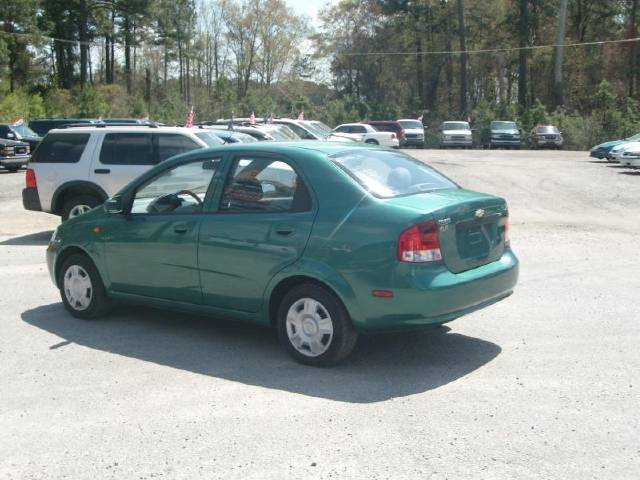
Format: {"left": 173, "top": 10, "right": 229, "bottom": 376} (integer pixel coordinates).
{"left": 100, "top": 133, "right": 155, "bottom": 165}
{"left": 219, "top": 157, "right": 311, "bottom": 213}
{"left": 352, "top": 125, "right": 366, "bottom": 133}
{"left": 335, "top": 126, "right": 347, "bottom": 133}
{"left": 130, "top": 158, "right": 220, "bottom": 215}
{"left": 156, "top": 134, "right": 200, "bottom": 162}
{"left": 30, "top": 133, "right": 90, "bottom": 163}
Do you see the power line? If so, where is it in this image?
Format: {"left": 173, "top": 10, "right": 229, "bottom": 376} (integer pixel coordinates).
{"left": 2, "top": 28, "right": 640, "bottom": 55}
{"left": 332, "top": 36, "right": 640, "bottom": 57}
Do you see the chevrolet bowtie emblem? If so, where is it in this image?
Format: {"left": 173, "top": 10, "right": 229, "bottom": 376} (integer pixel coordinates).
{"left": 475, "top": 209, "right": 486, "bottom": 218}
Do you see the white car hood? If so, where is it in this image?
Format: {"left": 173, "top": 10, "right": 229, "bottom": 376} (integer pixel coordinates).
{"left": 404, "top": 128, "right": 424, "bottom": 134}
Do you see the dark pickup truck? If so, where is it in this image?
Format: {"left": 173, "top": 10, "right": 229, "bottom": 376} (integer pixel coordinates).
{"left": 0, "top": 138, "right": 30, "bottom": 172}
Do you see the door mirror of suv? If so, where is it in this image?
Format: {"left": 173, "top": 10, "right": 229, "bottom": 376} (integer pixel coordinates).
{"left": 105, "top": 196, "right": 123, "bottom": 214}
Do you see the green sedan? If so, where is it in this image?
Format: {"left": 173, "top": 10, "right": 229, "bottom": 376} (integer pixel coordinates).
{"left": 46, "top": 142, "right": 518, "bottom": 366}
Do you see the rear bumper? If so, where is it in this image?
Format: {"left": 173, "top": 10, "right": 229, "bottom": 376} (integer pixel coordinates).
{"left": 22, "top": 187, "right": 42, "bottom": 212}
{"left": 625, "top": 158, "right": 640, "bottom": 167}
{"left": 0, "top": 155, "right": 30, "bottom": 168}
{"left": 348, "top": 249, "right": 519, "bottom": 333}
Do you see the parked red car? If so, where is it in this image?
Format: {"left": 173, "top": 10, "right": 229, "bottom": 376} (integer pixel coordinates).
{"left": 366, "top": 121, "right": 406, "bottom": 147}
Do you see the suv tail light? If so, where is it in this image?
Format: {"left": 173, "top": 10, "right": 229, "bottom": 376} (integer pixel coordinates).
{"left": 398, "top": 220, "right": 442, "bottom": 263}
{"left": 391, "top": 133, "right": 397, "bottom": 139}
{"left": 504, "top": 209, "right": 510, "bottom": 247}
{"left": 2, "top": 146, "right": 14, "bottom": 156}
{"left": 26, "top": 168, "right": 37, "bottom": 189}
{"left": 399, "top": 128, "right": 405, "bottom": 139}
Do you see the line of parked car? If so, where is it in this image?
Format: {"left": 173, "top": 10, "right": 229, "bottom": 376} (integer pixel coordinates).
{"left": 589, "top": 133, "right": 640, "bottom": 168}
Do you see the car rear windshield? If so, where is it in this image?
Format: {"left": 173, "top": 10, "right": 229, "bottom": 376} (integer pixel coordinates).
{"left": 442, "top": 122, "right": 470, "bottom": 130}
{"left": 536, "top": 126, "right": 559, "bottom": 134}
{"left": 195, "top": 131, "right": 224, "bottom": 147}
{"left": 30, "top": 133, "right": 90, "bottom": 163}
{"left": 332, "top": 150, "right": 457, "bottom": 198}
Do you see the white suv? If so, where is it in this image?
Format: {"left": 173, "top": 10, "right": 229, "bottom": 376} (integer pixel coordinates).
{"left": 23, "top": 125, "right": 222, "bottom": 220}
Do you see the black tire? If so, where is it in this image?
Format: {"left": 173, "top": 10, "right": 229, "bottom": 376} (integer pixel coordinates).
{"left": 364, "top": 139, "right": 379, "bottom": 145}
{"left": 58, "top": 253, "right": 111, "bottom": 319}
{"left": 61, "top": 194, "right": 101, "bottom": 221}
{"left": 276, "top": 283, "right": 358, "bottom": 366}
{"left": 6, "top": 166, "right": 19, "bottom": 172}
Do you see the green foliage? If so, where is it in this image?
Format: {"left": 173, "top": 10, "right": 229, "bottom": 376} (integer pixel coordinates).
{"left": 43, "top": 88, "right": 73, "bottom": 117}
{"left": 0, "top": 88, "right": 45, "bottom": 122}
{"left": 73, "top": 86, "right": 108, "bottom": 118}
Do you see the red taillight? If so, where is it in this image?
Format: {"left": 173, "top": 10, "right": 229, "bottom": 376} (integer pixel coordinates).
{"left": 2, "top": 146, "right": 13, "bottom": 156}
{"left": 391, "top": 132, "right": 397, "bottom": 139}
{"left": 26, "top": 168, "right": 37, "bottom": 189}
{"left": 397, "top": 220, "right": 442, "bottom": 263}
{"left": 399, "top": 128, "right": 405, "bottom": 139}
{"left": 504, "top": 209, "right": 510, "bottom": 247}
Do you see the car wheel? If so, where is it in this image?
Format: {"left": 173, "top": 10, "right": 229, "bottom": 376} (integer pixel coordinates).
{"left": 277, "top": 284, "right": 358, "bottom": 366}
{"left": 364, "top": 139, "right": 379, "bottom": 145}
{"left": 61, "top": 195, "right": 101, "bottom": 221}
{"left": 58, "top": 253, "right": 112, "bottom": 319}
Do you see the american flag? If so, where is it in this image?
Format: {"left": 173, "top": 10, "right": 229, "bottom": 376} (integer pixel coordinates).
{"left": 249, "top": 112, "right": 256, "bottom": 125}
{"left": 12, "top": 117, "right": 24, "bottom": 127}
{"left": 298, "top": 111, "right": 304, "bottom": 121}
{"left": 185, "top": 106, "right": 194, "bottom": 128}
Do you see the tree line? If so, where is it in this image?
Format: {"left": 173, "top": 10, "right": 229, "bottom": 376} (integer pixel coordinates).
{"left": 1, "top": 0, "right": 639, "bottom": 149}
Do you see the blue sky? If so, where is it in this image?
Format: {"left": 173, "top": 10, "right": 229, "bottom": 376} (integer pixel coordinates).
{"left": 285, "top": 0, "right": 335, "bottom": 25}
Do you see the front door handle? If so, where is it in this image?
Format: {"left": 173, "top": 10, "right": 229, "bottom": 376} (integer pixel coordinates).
{"left": 94, "top": 168, "right": 111, "bottom": 174}
{"left": 173, "top": 223, "right": 188, "bottom": 234}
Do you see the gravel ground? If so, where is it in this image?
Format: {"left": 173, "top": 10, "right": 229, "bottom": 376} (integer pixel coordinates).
{"left": 1, "top": 150, "right": 639, "bottom": 479}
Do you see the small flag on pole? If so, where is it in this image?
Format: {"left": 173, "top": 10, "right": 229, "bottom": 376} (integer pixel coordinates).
{"left": 249, "top": 112, "right": 256, "bottom": 125}
{"left": 185, "top": 106, "right": 194, "bottom": 128}
{"left": 297, "top": 111, "right": 304, "bottom": 121}
{"left": 12, "top": 117, "right": 24, "bottom": 127}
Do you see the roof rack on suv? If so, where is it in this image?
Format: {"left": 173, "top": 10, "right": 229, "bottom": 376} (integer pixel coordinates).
{"left": 60, "top": 122, "right": 159, "bottom": 129}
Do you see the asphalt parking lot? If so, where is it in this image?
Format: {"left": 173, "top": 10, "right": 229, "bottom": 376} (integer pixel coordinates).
{"left": 1, "top": 150, "right": 639, "bottom": 479}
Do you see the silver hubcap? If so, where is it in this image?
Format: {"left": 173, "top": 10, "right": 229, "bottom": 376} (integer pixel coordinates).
{"left": 63, "top": 265, "right": 93, "bottom": 311}
{"left": 286, "top": 297, "right": 334, "bottom": 357}
{"left": 69, "top": 204, "right": 93, "bottom": 218}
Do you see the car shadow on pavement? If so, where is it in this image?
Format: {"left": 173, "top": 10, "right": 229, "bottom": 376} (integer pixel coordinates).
{"left": 22, "top": 303, "right": 501, "bottom": 403}
{"left": 0, "top": 230, "right": 54, "bottom": 246}
{"left": 619, "top": 170, "right": 640, "bottom": 175}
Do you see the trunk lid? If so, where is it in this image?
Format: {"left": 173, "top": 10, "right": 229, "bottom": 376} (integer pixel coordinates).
{"left": 384, "top": 189, "right": 508, "bottom": 273}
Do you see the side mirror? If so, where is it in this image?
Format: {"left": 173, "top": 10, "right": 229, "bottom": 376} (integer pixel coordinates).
{"left": 105, "top": 196, "right": 123, "bottom": 214}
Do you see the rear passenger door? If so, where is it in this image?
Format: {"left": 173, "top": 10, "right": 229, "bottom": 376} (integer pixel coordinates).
{"left": 198, "top": 154, "right": 316, "bottom": 313}
{"left": 90, "top": 132, "right": 155, "bottom": 197}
